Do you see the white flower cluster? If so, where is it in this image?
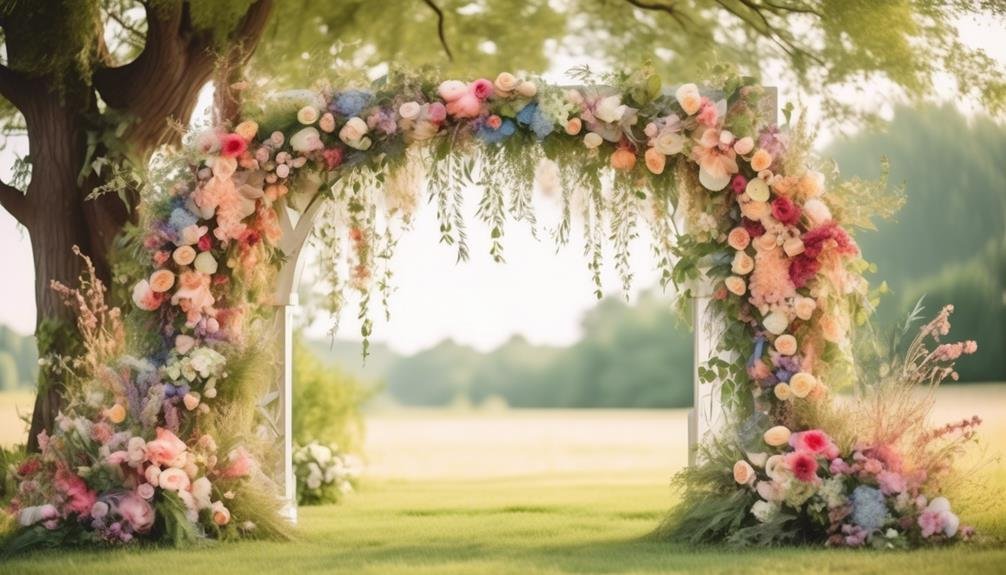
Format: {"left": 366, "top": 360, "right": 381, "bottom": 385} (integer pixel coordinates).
{"left": 293, "top": 441, "right": 362, "bottom": 505}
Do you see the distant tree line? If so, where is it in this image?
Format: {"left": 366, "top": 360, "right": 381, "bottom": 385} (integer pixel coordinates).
{"left": 0, "top": 325, "right": 36, "bottom": 391}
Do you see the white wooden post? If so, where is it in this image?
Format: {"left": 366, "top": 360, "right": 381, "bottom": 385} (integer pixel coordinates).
{"left": 687, "top": 86, "right": 777, "bottom": 464}
{"left": 264, "top": 190, "right": 326, "bottom": 523}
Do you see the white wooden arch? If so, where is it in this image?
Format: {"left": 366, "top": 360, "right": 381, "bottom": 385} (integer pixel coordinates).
{"left": 261, "top": 86, "right": 778, "bottom": 522}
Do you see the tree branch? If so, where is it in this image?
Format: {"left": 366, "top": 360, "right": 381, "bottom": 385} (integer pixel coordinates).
{"left": 624, "top": 0, "right": 692, "bottom": 29}
{"left": 0, "top": 177, "right": 30, "bottom": 225}
{"left": 422, "top": 0, "right": 454, "bottom": 61}
{"left": 0, "top": 63, "right": 29, "bottom": 110}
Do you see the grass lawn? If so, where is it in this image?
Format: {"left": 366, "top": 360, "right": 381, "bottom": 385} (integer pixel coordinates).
{"left": 1, "top": 388, "right": 1005, "bottom": 574}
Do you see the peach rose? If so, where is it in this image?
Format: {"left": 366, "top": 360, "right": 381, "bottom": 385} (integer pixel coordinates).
{"left": 144, "top": 465, "right": 161, "bottom": 486}
{"left": 763, "top": 425, "right": 791, "bottom": 447}
{"left": 149, "top": 270, "right": 175, "bottom": 293}
{"left": 783, "top": 237, "right": 805, "bottom": 257}
{"left": 731, "top": 251, "right": 755, "bottom": 275}
{"left": 183, "top": 392, "right": 201, "bottom": 411}
{"left": 773, "top": 383, "right": 792, "bottom": 401}
{"left": 820, "top": 313, "right": 845, "bottom": 343}
{"left": 727, "top": 227, "right": 751, "bottom": 251}
{"left": 750, "top": 148, "right": 773, "bottom": 172}
{"left": 789, "top": 372, "right": 817, "bottom": 398}
{"left": 610, "top": 148, "right": 637, "bottom": 171}
{"left": 808, "top": 380, "right": 828, "bottom": 401}
{"left": 733, "top": 136, "right": 755, "bottom": 155}
{"left": 234, "top": 120, "right": 258, "bottom": 141}
{"left": 297, "top": 106, "right": 319, "bottom": 125}
{"left": 565, "top": 117, "right": 582, "bottom": 135}
{"left": 211, "top": 501, "right": 231, "bottom": 526}
{"left": 740, "top": 199, "right": 770, "bottom": 221}
{"left": 644, "top": 147, "right": 665, "bottom": 174}
{"left": 725, "top": 276, "right": 747, "bottom": 296}
{"left": 173, "top": 245, "right": 197, "bottom": 266}
{"left": 774, "top": 334, "right": 798, "bottom": 356}
{"left": 158, "top": 467, "right": 191, "bottom": 491}
{"left": 319, "top": 112, "right": 337, "bottom": 133}
{"left": 733, "top": 460, "right": 756, "bottom": 485}
{"left": 798, "top": 170, "right": 825, "bottom": 198}
{"left": 675, "top": 83, "right": 702, "bottom": 115}
{"left": 794, "top": 296, "right": 817, "bottom": 320}
{"left": 753, "top": 232, "right": 778, "bottom": 252}
{"left": 104, "top": 403, "right": 126, "bottom": 424}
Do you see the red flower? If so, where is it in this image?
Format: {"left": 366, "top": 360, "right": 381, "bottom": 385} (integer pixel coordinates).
{"left": 731, "top": 174, "right": 748, "bottom": 195}
{"left": 17, "top": 457, "right": 41, "bottom": 477}
{"left": 785, "top": 451, "right": 819, "bottom": 483}
{"left": 803, "top": 221, "right": 858, "bottom": 259}
{"left": 322, "top": 147, "right": 344, "bottom": 171}
{"left": 771, "top": 196, "right": 801, "bottom": 225}
{"left": 789, "top": 254, "right": 821, "bottom": 288}
{"left": 198, "top": 234, "right": 213, "bottom": 252}
{"left": 741, "top": 217, "right": 766, "bottom": 238}
{"left": 792, "top": 429, "right": 838, "bottom": 459}
{"left": 219, "top": 133, "right": 248, "bottom": 158}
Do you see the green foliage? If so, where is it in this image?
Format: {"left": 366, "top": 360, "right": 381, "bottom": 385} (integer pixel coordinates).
{"left": 292, "top": 337, "right": 376, "bottom": 452}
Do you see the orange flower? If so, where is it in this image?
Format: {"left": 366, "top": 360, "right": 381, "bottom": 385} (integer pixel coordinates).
{"left": 644, "top": 147, "right": 665, "bottom": 174}
{"left": 149, "top": 270, "right": 175, "bottom": 293}
{"left": 750, "top": 148, "right": 773, "bottom": 172}
{"left": 610, "top": 148, "right": 637, "bottom": 171}
{"left": 727, "top": 227, "right": 751, "bottom": 251}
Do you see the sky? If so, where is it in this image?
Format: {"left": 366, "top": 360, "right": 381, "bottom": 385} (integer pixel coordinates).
{"left": 1, "top": 13, "right": 1004, "bottom": 355}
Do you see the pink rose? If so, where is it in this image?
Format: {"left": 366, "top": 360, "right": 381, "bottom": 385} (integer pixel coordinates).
{"left": 137, "top": 482, "right": 155, "bottom": 500}
{"left": 877, "top": 470, "right": 907, "bottom": 495}
{"left": 784, "top": 451, "right": 819, "bottom": 483}
{"left": 145, "top": 427, "right": 187, "bottom": 468}
{"left": 131, "top": 280, "right": 163, "bottom": 311}
{"left": 55, "top": 468, "right": 97, "bottom": 517}
{"left": 119, "top": 492, "right": 155, "bottom": 533}
{"left": 220, "top": 447, "right": 254, "bottom": 479}
{"left": 790, "top": 429, "right": 837, "bottom": 458}
{"left": 158, "top": 467, "right": 191, "bottom": 491}
{"left": 446, "top": 92, "right": 482, "bottom": 119}
{"left": 426, "top": 102, "right": 447, "bottom": 123}
{"left": 470, "top": 78, "right": 494, "bottom": 100}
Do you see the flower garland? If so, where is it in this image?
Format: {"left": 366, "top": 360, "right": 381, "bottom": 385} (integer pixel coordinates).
{"left": 4, "top": 66, "right": 980, "bottom": 550}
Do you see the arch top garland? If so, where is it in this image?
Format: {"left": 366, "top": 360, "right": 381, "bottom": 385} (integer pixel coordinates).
{"left": 4, "top": 66, "right": 981, "bottom": 551}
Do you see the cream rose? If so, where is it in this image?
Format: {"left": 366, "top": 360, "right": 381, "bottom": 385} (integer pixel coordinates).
{"left": 740, "top": 199, "right": 770, "bottom": 221}
{"left": 733, "top": 460, "right": 756, "bottom": 485}
{"left": 765, "top": 454, "right": 787, "bottom": 480}
{"left": 745, "top": 178, "right": 771, "bottom": 202}
{"left": 296, "top": 106, "right": 319, "bottom": 125}
{"left": 774, "top": 334, "right": 798, "bottom": 356}
{"left": 234, "top": 120, "right": 258, "bottom": 141}
{"left": 516, "top": 80, "right": 538, "bottom": 98}
{"left": 763, "top": 310, "right": 790, "bottom": 335}
{"left": 773, "top": 383, "right": 792, "bottom": 401}
{"left": 725, "top": 276, "right": 747, "bottom": 296}
{"left": 339, "top": 117, "right": 369, "bottom": 143}
{"left": 173, "top": 245, "right": 197, "bottom": 266}
{"left": 731, "top": 251, "right": 755, "bottom": 275}
{"left": 289, "top": 127, "right": 323, "bottom": 152}
{"left": 194, "top": 252, "right": 218, "bottom": 275}
{"left": 789, "top": 372, "right": 817, "bottom": 398}
{"left": 783, "top": 237, "right": 805, "bottom": 257}
{"left": 494, "top": 72, "right": 517, "bottom": 93}
{"left": 653, "top": 132, "right": 684, "bottom": 155}
{"left": 753, "top": 232, "right": 778, "bottom": 253}
{"left": 158, "top": 467, "right": 191, "bottom": 492}
{"left": 804, "top": 198, "right": 833, "bottom": 226}
{"left": 175, "top": 334, "right": 195, "bottom": 354}
{"left": 583, "top": 132, "right": 603, "bottom": 149}
{"left": 763, "top": 425, "right": 792, "bottom": 447}
{"left": 820, "top": 313, "right": 845, "bottom": 343}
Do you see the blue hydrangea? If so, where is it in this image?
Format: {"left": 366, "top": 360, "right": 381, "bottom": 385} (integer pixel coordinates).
{"left": 851, "top": 485, "right": 888, "bottom": 532}
{"left": 331, "top": 90, "right": 372, "bottom": 117}
{"left": 516, "top": 102, "right": 538, "bottom": 125}
{"left": 514, "top": 102, "right": 554, "bottom": 139}
{"left": 169, "top": 207, "right": 198, "bottom": 232}
{"left": 476, "top": 119, "right": 517, "bottom": 144}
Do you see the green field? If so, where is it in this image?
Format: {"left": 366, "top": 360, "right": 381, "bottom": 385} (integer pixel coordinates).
{"left": 1, "top": 388, "right": 1005, "bottom": 574}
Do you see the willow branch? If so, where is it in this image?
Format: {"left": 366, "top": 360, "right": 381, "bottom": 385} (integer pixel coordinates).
{"left": 624, "top": 0, "right": 691, "bottom": 28}
{"left": 422, "top": 0, "right": 454, "bottom": 61}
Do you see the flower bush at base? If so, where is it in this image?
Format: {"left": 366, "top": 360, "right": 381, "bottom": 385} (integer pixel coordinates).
{"left": 293, "top": 442, "right": 362, "bottom": 506}
{"left": 2, "top": 65, "right": 982, "bottom": 550}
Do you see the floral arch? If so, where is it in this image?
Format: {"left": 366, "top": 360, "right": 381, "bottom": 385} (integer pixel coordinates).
{"left": 5, "top": 67, "right": 980, "bottom": 550}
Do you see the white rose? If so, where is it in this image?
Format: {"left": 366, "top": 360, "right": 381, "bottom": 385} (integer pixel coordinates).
{"left": 653, "top": 132, "right": 684, "bottom": 156}
{"left": 339, "top": 117, "right": 369, "bottom": 143}
{"left": 594, "top": 95, "right": 626, "bottom": 124}
{"left": 675, "top": 83, "right": 702, "bottom": 115}
{"left": 191, "top": 476, "right": 212, "bottom": 510}
{"left": 516, "top": 80, "right": 537, "bottom": 98}
{"left": 763, "top": 310, "right": 790, "bottom": 335}
{"left": 194, "top": 252, "right": 218, "bottom": 275}
{"left": 583, "top": 132, "right": 603, "bottom": 149}
{"left": 398, "top": 101, "right": 421, "bottom": 120}
{"left": 289, "top": 127, "right": 323, "bottom": 152}
{"left": 733, "top": 136, "right": 755, "bottom": 155}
